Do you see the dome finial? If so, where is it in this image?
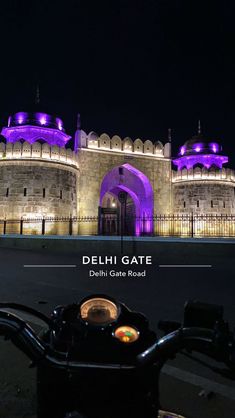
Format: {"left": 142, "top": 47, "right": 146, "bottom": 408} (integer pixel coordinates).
{"left": 168, "top": 128, "right": 172, "bottom": 143}
{"left": 198, "top": 119, "right": 201, "bottom": 135}
{"left": 77, "top": 113, "right": 81, "bottom": 129}
{"left": 35, "top": 84, "right": 40, "bottom": 105}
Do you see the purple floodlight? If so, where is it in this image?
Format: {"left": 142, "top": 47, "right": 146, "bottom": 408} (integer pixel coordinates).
{"left": 100, "top": 163, "right": 154, "bottom": 236}
{"left": 173, "top": 154, "right": 228, "bottom": 170}
{"left": 180, "top": 146, "right": 185, "bottom": 155}
{"left": 56, "top": 118, "right": 63, "bottom": 131}
{"left": 40, "top": 117, "right": 46, "bottom": 125}
{"left": 210, "top": 142, "right": 219, "bottom": 153}
{"left": 13, "top": 112, "right": 27, "bottom": 125}
{"left": 193, "top": 142, "right": 203, "bottom": 153}
{"left": 37, "top": 113, "right": 47, "bottom": 125}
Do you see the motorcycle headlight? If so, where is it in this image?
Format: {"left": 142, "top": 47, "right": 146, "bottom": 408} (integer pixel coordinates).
{"left": 114, "top": 325, "right": 139, "bottom": 343}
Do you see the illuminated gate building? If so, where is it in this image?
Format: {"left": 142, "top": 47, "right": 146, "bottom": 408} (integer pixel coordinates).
{"left": 0, "top": 109, "right": 234, "bottom": 236}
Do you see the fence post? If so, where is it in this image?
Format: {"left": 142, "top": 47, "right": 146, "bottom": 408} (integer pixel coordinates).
{"left": 20, "top": 218, "right": 23, "bottom": 235}
{"left": 191, "top": 212, "right": 194, "bottom": 238}
{"left": 42, "top": 218, "right": 45, "bottom": 235}
{"left": 98, "top": 206, "right": 101, "bottom": 235}
{"left": 117, "top": 212, "right": 120, "bottom": 235}
{"left": 69, "top": 216, "right": 73, "bottom": 235}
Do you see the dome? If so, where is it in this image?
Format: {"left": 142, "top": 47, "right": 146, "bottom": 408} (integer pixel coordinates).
{"left": 1, "top": 110, "right": 71, "bottom": 148}
{"left": 183, "top": 133, "right": 207, "bottom": 148}
{"left": 173, "top": 129, "right": 228, "bottom": 171}
{"left": 8, "top": 111, "right": 65, "bottom": 132}
{"left": 179, "top": 134, "right": 222, "bottom": 156}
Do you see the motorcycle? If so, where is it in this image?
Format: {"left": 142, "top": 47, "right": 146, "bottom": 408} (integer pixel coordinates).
{"left": 0, "top": 295, "right": 234, "bottom": 418}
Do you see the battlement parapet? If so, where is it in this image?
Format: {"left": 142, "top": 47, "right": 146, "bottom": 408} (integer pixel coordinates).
{"left": 78, "top": 130, "right": 171, "bottom": 158}
{"left": 172, "top": 166, "right": 235, "bottom": 183}
{"left": 0, "top": 141, "right": 79, "bottom": 168}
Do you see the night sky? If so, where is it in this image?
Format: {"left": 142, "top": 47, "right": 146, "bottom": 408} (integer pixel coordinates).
{"left": 0, "top": 0, "right": 235, "bottom": 162}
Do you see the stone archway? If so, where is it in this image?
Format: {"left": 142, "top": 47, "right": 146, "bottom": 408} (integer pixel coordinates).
{"left": 99, "top": 163, "right": 153, "bottom": 236}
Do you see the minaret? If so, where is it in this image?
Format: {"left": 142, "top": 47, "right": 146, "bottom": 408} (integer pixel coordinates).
{"left": 168, "top": 128, "right": 172, "bottom": 143}
{"left": 164, "top": 128, "right": 172, "bottom": 158}
{"left": 77, "top": 113, "right": 81, "bottom": 129}
{"left": 74, "top": 113, "right": 82, "bottom": 152}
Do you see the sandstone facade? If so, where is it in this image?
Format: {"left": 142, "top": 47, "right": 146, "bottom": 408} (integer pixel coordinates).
{"left": 172, "top": 167, "right": 235, "bottom": 214}
{"left": 0, "top": 124, "right": 235, "bottom": 236}
{"left": 0, "top": 160, "right": 77, "bottom": 219}
{"left": 77, "top": 148, "right": 172, "bottom": 216}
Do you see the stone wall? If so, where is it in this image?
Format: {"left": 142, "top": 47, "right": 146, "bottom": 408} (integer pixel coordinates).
{"left": 173, "top": 180, "right": 235, "bottom": 214}
{"left": 0, "top": 160, "right": 78, "bottom": 221}
{"left": 3, "top": 136, "right": 235, "bottom": 236}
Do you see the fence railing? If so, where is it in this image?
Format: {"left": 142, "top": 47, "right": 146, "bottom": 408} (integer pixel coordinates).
{"left": 1, "top": 214, "right": 235, "bottom": 237}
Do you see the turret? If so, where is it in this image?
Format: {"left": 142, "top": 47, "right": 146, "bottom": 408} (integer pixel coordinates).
{"left": 1, "top": 111, "right": 71, "bottom": 147}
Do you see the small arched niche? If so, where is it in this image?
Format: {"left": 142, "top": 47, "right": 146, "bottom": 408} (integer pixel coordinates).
{"left": 99, "top": 133, "right": 111, "bottom": 149}
{"left": 134, "top": 138, "right": 143, "bottom": 153}
{"left": 111, "top": 135, "right": 122, "bottom": 151}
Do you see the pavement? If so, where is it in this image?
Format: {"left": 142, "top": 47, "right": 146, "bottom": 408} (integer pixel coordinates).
{"left": 0, "top": 238, "right": 235, "bottom": 417}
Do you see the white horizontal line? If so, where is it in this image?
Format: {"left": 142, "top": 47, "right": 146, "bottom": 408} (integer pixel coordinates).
{"left": 23, "top": 264, "right": 77, "bottom": 268}
{"left": 159, "top": 265, "right": 212, "bottom": 268}
{"left": 163, "top": 364, "right": 235, "bottom": 401}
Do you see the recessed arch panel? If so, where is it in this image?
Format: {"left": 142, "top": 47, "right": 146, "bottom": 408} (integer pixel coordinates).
{"left": 100, "top": 163, "right": 153, "bottom": 235}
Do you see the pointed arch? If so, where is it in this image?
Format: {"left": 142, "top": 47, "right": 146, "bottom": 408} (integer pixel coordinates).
{"left": 100, "top": 163, "right": 153, "bottom": 235}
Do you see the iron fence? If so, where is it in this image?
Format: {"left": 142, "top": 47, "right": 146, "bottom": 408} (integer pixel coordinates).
{"left": 0, "top": 214, "right": 235, "bottom": 237}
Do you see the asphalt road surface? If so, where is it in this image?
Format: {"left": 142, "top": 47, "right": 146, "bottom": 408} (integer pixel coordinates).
{"left": 0, "top": 241, "right": 235, "bottom": 418}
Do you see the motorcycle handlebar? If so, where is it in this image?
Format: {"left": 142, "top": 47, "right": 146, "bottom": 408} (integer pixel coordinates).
{"left": 0, "top": 310, "right": 234, "bottom": 371}
{"left": 136, "top": 327, "right": 232, "bottom": 367}
{"left": 0, "top": 303, "right": 53, "bottom": 328}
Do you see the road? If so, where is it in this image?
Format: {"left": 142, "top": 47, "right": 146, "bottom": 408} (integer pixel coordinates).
{"left": 0, "top": 240, "right": 235, "bottom": 417}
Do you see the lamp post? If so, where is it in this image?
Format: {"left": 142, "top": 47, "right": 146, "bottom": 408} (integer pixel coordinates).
{"left": 118, "top": 191, "right": 127, "bottom": 254}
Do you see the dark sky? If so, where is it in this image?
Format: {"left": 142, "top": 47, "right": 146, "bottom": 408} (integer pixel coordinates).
{"left": 0, "top": 0, "right": 235, "bottom": 161}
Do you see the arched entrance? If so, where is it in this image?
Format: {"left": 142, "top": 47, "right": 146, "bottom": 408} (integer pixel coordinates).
{"left": 99, "top": 164, "right": 153, "bottom": 236}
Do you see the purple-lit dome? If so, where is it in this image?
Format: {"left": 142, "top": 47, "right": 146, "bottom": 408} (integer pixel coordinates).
{"left": 180, "top": 134, "right": 222, "bottom": 156}
{"left": 8, "top": 111, "right": 65, "bottom": 132}
{"left": 1, "top": 111, "right": 71, "bottom": 148}
{"left": 173, "top": 133, "right": 228, "bottom": 171}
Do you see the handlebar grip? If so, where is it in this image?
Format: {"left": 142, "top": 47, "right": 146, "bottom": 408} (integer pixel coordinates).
{"left": 0, "top": 303, "right": 52, "bottom": 327}
{"left": 0, "top": 310, "right": 134, "bottom": 371}
{"left": 226, "top": 337, "right": 235, "bottom": 370}
{"left": 136, "top": 327, "right": 232, "bottom": 368}
{"left": 0, "top": 310, "right": 46, "bottom": 361}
